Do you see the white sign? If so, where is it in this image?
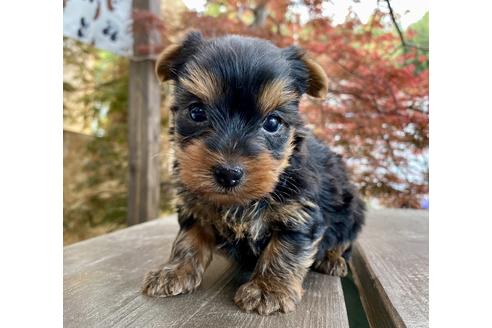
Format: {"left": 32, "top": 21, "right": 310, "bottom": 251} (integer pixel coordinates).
{"left": 63, "top": 0, "right": 133, "bottom": 56}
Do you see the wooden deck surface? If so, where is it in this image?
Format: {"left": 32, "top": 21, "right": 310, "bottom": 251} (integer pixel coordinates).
{"left": 64, "top": 215, "right": 349, "bottom": 328}
{"left": 351, "top": 209, "right": 429, "bottom": 328}
{"left": 64, "top": 209, "right": 428, "bottom": 328}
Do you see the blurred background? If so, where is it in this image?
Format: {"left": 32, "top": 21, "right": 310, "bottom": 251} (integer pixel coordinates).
{"left": 63, "top": 0, "right": 428, "bottom": 245}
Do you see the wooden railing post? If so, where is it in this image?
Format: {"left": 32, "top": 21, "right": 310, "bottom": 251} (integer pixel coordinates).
{"left": 128, "top": 0, "right": 161, "bottom": 225}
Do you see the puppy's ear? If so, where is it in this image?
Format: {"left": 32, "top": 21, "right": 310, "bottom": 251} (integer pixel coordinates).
{"left": 282, "top": 46, "right": 329, "bottom": 98}
{"left": 302, "top": 55, "right": 329, "bottom": 98}
{"left": 155, "top": 31, "right": 203, "bottom": 82}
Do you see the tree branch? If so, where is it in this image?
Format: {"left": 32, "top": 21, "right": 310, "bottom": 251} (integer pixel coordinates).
{"left": 383, "top": 0, "right": 428, "bottom": 52}
{"left": 384, "top": 0, "right": 406, "bottom": 46}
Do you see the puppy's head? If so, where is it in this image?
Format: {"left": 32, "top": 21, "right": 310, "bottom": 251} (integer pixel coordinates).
{"left": 157, "top": 32, "right": 328, "bottom": 206}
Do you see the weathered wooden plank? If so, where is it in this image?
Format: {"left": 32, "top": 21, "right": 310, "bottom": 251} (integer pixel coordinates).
{"left": 64, "top": 215, "right": 349, "bottom": 328}
{"left": 180, "top": 271, "right": 348, "bottom": 328}
{"left": 127, "top": 0, "right": 161, "bottom": 225}
{"left": 351, "top": 209, "right": 429, "bottom": 328}
{"left": 64, "top": 216, "right": 238, "bottom": 328}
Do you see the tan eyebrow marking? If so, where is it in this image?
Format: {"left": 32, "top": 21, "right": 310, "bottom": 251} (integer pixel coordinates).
{"left": 257, "top": 79, "right": 298, "bottom": 115}
{"left": 179, "top": 62, "right": 222, "bottom": 104}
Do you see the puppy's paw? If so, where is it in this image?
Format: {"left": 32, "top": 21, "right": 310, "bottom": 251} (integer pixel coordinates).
{"left": 329, "top": 257, "right": 348, "bottom": 277}
{"left": 234, "top": 280, "right": 302, "bottom": 315}
{"left": 142, "top": 263, "right": 202, "bottom": 297}
{"left": 313, "top": 256, "right": 348, "bottom": 277}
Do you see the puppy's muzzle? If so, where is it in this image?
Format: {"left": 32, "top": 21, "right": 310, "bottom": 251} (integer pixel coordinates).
{"left": 213, "top": 165, "right": 244, "bottom": 188}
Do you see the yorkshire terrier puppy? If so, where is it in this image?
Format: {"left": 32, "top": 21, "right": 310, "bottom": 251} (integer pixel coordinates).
{"left": 142, "top": 31, "right": 365, "bottom": 315}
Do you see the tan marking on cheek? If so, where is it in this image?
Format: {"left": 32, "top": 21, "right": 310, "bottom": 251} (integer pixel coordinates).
{"left": 179, "top": 62, "right": 221, "bottom": 104}
{"left": 257, "top": 79, "right": 298, "bottom": 115}
{"left": 175, "top": 140, "right": 223, "bottom": 196}
{"left": 175, "top": 132, "right": 295, "bottom": 206}
{"left": 176, "top": 140, "right": 243, "bottom": 206}
{"left": 241, "top": 153, "right": 282, "bottom": 199}
{"left": 241, "top": 130, "right": 295, "bottom": 199}
{"left": 205, "top": 131, "right": 295, "bottom": 205}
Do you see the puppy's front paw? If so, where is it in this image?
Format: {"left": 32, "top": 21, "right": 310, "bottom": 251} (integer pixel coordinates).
{"left": 313, "top": 256, "right": 348, "bottom": 277}
{"left": 142, "top": 263, "right": 202, "bottom": 297}
{"left": 234, "top": 279, "right": 302, "bottom": 315}
{"left": 328, "top": 257, "right": 348, "bottom": 277}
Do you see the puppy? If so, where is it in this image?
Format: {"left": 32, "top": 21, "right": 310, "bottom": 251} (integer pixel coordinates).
{"left": 142, "top": 31, "right": 365, "bottom": 315}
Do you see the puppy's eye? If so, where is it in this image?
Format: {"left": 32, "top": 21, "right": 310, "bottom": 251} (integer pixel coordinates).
{"left": 189, "top": 106, "right": 207, "bottom": 122}
{"left": 263, "top": 115, "right": 281, "bottom": 133}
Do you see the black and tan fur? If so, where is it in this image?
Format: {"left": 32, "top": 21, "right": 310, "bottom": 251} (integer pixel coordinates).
{"left": 142, "top": 31, "right": 365, "bottom": 315}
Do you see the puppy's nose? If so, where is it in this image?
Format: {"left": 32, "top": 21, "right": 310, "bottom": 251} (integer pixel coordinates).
{"left": 213, "top": 165, "right": 244, "bottom": 188}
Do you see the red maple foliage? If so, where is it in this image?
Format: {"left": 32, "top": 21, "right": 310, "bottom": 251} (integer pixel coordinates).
{"left": 137, "top": 0, "right": 429, "bottom": 208}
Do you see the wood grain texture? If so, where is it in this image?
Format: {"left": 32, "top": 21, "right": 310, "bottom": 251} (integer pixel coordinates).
{"left": 128, "top": 60, "right": 161, "bottom": 225}
{"left": 351, "top": 209, "right": 429, "bottom": 328}
{"left": 127, "top": 0, "right": 161, "bottom": 226}
{"left": 64, "top": 215, "right": 349, "bottom": 328}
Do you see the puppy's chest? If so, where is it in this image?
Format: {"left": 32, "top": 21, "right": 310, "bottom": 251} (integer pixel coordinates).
{"left": 193, "top": 201, "right": 271, "bottom": 243}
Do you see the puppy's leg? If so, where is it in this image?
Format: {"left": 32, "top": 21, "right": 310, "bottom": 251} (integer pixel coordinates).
{"left": 312, "top": 243, "right": 350, "bottom": 277}
{"left": 142, "top": 222, "right": 215, "bottom": 297}
{"left": 234, "top": 231, "right": 319, "bottom": 315}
